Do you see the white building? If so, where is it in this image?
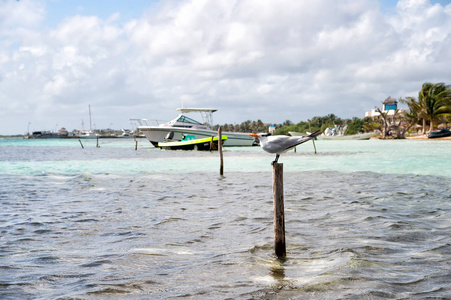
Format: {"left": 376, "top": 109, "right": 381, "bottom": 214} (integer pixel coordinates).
{"left": 365, "top": 96, "right": 401, "bottom": 119}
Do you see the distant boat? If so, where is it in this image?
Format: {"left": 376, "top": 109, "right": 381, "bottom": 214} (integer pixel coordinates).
{"left": 79, "top": 105, "right": 98, "bottom": 139}
{"left": 317, "top": 133, "right": 374, "bottom": 140}
{"left": 289, "top": 126, "right": 375, "bottom": 140}
{"left": 323, "top": 124, "right": 374, "bottom": 140}
{"left": 27, "top": 129, "right": 70, "bottom": 139}
{"left": 29, "top": 131, "right": 58, "bottom": 138}
{"left": 428, "top": 128, "right": 451, "bottom": 138}
{"left": 79, "top": 130, "right": 98, "bottom": 139}
{"left": 157, "top": 135, "right": 227, "bottom": 151}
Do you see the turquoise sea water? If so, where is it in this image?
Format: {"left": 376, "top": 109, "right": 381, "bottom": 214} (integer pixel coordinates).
{"left": 1, "top": 137, "right": 450, "bottom": 299}
{"left": 1, "top": 137, "right": 450, "bottom": 176}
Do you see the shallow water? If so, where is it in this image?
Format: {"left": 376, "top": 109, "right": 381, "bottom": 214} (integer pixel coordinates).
{"left": 1, "top": 138, "right": 450, "bottom": 299}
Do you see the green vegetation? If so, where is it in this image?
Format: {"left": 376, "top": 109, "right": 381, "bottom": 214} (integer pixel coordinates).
{"left": 214, "top": 114, "right": 368, "bottom": 135}
{"left": 271, "top": 116, "right": 367, "bottom": 135}
{"left": 213, "top": 120, "right": 267, "bottom": 133}
{"left": 401, "top": 82, "right": 451, "bottom": 134}
{"left": 214, "top": 82, "right": 451, "bottom": 139}
{"left": 345, "top": 118, "right": 365, "bottom": 135}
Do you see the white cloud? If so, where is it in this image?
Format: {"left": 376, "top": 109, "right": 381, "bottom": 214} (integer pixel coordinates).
{"left": 0, "top": 0, "right": 44, "bottom": 28}
{"left": 43, "top": 74, "right": 67, "bottom": 96}
{"left": 1, "top": 0, "right": 451, "bottom": 134}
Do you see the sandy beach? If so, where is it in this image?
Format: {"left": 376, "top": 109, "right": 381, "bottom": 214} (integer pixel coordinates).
{"left": 405, "top": 135, "right": 451, "bottom": 140}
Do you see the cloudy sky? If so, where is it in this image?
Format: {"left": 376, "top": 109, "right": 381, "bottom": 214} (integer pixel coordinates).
{"left": 1, "top": 0, "right": 451, "bottom": 135}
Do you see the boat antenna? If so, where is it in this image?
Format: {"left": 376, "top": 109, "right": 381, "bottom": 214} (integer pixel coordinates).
{"left": 200, "top": 111, "right": 213, "bottom": 127}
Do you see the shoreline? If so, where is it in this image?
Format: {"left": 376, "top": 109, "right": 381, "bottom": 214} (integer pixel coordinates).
{"left": 405, "top": 135, "right": 451, "bottom": 140}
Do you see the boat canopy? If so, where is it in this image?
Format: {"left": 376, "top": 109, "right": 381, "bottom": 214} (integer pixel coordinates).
{"left": 176, "top": 108, "right": 217, "bottom": 113}
{"left": 175, "top": 115, "right": 203, "bottom": 125}
{"left": 175, "top": 108, "right": 217, "bottom": 127}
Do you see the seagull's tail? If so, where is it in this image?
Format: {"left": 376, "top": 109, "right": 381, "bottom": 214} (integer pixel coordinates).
{"left": 308, "top": 130, "right": 322, "bottom": 139}
{"left": 293, "top": 129, "right": 322, "bottom": 147}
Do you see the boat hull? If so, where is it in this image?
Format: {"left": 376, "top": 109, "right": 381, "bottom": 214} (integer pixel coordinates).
{"left": 317, "top": 133, "right": 374, "bottom": 140}
{"left": 78, "top": 136, "right": 98, "bottom": 139}
{"left": 139, "top": 126, "right": 257, "bottom": 147}
{"left": 158, "top": 136, "right": 227, "bottom": 151}
{"left": 289, "top": 131, "right": 374, "bottom": 140}
{"left": 428, "top": 128, "right": 451, "bottom": 138}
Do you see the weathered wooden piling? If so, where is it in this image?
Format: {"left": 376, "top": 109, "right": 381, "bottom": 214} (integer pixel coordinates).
{"left": 135, "top": 137, "right": 138, "bottom": 151}
{"left": 272, "top": 162, "right": 286, "bottom": 259}
{"left": 78, "top": 139, "right": 84, "bottom": 149}
{"left": 308, "top": 119, "right": 317, "bottom": 154}
{"left": 96, "top": 136, "right": 100, "bottom": 148}
{"left": 210, "top": 135, "right": 215, "bottom": 152}
{"left": 218, "top": 127, "right": 223, "bottom": 176}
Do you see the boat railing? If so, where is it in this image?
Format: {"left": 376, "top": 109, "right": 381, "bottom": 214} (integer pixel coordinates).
{"left": 130, "top": 119, "right": 167, "bottom": 126}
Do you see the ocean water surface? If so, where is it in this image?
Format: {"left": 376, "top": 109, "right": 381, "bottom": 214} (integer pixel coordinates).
{"left": 1, "top": 137, "right": 450, "bottom": 299}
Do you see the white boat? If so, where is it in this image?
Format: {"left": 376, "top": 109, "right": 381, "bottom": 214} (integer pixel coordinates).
{"left": 79, "top": 105, "right": 98, "bottom": 139}
{"left": 79, "top": 130, "right": 98, "bottom": 139}
{"left": 317, "top": 132, "right": 374, "bottom": 140}
{"left": 138, "top": 108, "right": 258, "bottom": 147}
{"left": 319, "top": 125, "right": 375, "bottom": 140}
{"left": 289, "top": 125, "right": 375, "bottom": 140}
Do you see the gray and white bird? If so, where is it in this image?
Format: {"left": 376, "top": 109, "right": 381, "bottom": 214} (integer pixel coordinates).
{"left": 249, "top": 130, "right": 321, "bottom": 164}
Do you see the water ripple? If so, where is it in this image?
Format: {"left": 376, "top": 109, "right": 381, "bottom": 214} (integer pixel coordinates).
{"left": 1, "top": 168, "right": 451, "bottom": 299}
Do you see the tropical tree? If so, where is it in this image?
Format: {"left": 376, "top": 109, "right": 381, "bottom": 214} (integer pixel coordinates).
{"left": 362, "top": 118, "right": 381, "bottom": 133}
{"left": 390, "top": 109, "right": 414, "bottom": 139}
{"left": 311, "top": 114, "right": 342, "bottom": 129}
{"left": 372, "top": 105, "right": 408, "bottom": 139}
{"left": 345, "top": 117, "right": 364, "bottom": 135}
{"left": 400, "top": 96, "right": 424, "bottom": 133}
{"left": 375, "top": 107, "right": 391, "bottom": 138}
{"left": 282, "top": 120, "right": 293, "bottom": 127}
{"left": 418, "top": 82, "right": 451, "bottom": 133}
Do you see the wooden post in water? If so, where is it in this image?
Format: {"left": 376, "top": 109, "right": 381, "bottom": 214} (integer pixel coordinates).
{"left": 134, "top": 137, "right": 138, "bottom": 151}
{"left": 210, "top": 135, "right": 214, "bottom": 152}
{"left": 218, "top": 127, "right": 223, "bottom": 176}
{"left": 78, "top": 139, "right": 84, "bottom": 149}
{"left": 308, "top": 119, "right": 317, "bottom": 154}
{"left": 272, "top": 162, "right": 286, "bottom": 259}
{"left": 96, "top": 136, "right": 100, "bottom": 148}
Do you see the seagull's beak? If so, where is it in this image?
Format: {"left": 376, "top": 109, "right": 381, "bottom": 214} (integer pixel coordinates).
{"left": 249, "top": 134, "right": 259, "bottom": 138}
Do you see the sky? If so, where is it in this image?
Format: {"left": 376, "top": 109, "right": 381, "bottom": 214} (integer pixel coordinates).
{"left": 1, "top": 0, "right": 451, "bottom": 135}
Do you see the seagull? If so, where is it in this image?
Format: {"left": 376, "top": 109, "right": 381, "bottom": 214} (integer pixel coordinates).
{"left": 249, "top": 130, "right": 322, "bottom": 164}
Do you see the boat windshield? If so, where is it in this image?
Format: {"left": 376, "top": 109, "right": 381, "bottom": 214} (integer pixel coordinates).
{"left": 176, "top": 115, "right": 203, "bottom": 125}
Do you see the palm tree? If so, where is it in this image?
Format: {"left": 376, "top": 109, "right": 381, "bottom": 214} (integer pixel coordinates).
{"left": 418, "top": 82, "right": 451, "bottom": 133}
{"left": 400, "top": 96, "right": 424, "bottom": 133}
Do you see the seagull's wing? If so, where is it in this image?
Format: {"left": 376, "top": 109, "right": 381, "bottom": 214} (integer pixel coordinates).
{"left": 263, "top": 130, "right": 321, "bottom": 154}
{"left": 261, "top": 136, "right": 293, "bottom": 153}
{"left": 287, "top": 130, "right": 322, "bottom": 150}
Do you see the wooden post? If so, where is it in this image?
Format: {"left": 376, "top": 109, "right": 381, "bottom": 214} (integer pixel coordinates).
{"left": 135, "top": 137, "right": 138, "bottom": 151}
{"left": 78, "top": 139, "right": 84, "bottom": 149}
{"left": 272, "top": 162, "right": 286, "bottom": 259}
{"left": 218, "top": 127, "right": 223, "bottom": 176}
{"left": 96, "top": 136, "right": 99, "bottom": 148}
{"left": 308, "top": 119, "right": 317, "bottom": 154}
{"left": 210, "top": 135, "right": 214, "bottom": 152}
